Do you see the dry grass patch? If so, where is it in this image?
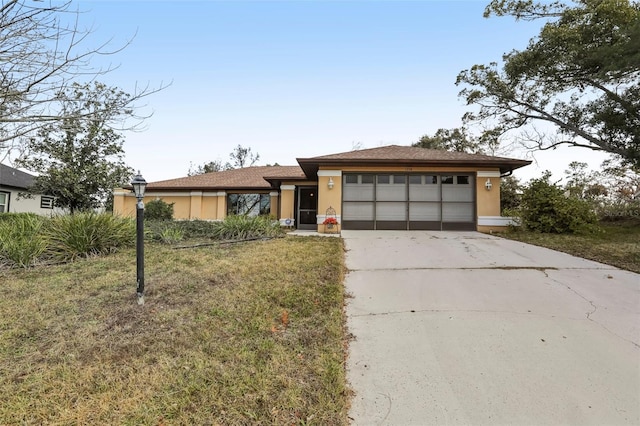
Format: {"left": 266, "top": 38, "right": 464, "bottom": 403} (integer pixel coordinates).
{"left": 501, "top": 220, "right": 640, "bottom": 273}
{"left": 0, "top": 237, "right": 349, "bottom": 425}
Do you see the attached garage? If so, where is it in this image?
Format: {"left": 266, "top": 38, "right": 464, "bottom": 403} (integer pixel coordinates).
{"left": 342, "top": 173, "right": 476, "bottom": 230}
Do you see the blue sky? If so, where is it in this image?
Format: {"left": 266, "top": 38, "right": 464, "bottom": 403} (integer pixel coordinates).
{"left": 79, "top": 0, "right": 609, "bottom": 183}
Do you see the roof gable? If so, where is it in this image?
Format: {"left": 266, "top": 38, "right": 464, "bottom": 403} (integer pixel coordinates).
{"left": 0, "top": 164, "right": 35, "bottom": 189}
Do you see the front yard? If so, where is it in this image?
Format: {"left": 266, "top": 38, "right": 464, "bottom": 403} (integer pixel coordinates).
{"left": 0, "top": 237, "right": 349, "bottom": 425}
{"left": 500, "top": 220, "right": 640, "bottom": 274}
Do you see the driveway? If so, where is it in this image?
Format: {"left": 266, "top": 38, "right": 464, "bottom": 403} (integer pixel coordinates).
{"left": 343, "top": 230, "right": 640, "bottom": 425}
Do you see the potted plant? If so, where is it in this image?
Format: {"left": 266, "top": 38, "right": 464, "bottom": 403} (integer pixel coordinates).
{"left": 323, "top": 217, "right": 338, "bottom": 230}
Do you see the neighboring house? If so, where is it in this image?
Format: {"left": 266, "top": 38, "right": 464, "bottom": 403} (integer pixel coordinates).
{"left": 0, "top": 164, "right": 60, "bottom": 215}
{"left": 114, "top": 145, "right": 531, "bottom": 233}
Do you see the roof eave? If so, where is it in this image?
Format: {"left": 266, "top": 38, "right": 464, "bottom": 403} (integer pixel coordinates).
{"left": 297, "top": 157, "right": 532, "bottom": 177}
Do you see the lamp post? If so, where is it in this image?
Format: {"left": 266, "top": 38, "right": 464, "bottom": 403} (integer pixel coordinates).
{"left": 131, "top": 172, "right": 147, "bottom": 305}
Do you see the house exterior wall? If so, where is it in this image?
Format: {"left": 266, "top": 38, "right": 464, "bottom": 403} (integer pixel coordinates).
{"left": 279, "top": 184, "right": 296, "bottom": 223}
{"left": 0, "top": 186, "right": 63, "bottom": 215}
{"left": 114, "top": 189, "right": 262, "bottom": 221}
{"left": 316, "top": 170, "right": 342, "bottom": 232}
{"left": 476, "top": 171, "right": 509, "bottom": 233}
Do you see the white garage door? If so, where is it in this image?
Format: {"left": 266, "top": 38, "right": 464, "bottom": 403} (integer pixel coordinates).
{"left": 342, "top": 173, "right": 476, "bottom": 230}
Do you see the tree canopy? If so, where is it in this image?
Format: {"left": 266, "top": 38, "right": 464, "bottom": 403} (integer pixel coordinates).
{"left": 457, "top": 0, "right": 640, "bottom": 167}
{"left": 413, "top": 127, "right": 499, "bottom": 154}
{"left": 188, "top": 145, "right": 260, "bottom": 176}
{"left": 16, "top": 82, "right": 133, "bottom": 213}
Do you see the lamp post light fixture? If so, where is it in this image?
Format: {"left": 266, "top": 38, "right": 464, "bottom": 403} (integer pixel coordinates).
{"left": 485, "top": 178, "right": 493, "bottom": 191}
{"left": 131, "top": 172, "right": 147, "bottom": 305}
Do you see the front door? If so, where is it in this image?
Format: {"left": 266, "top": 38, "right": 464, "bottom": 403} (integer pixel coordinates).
{"left": 297, "top": 186, "right": 318, "bottom": 230}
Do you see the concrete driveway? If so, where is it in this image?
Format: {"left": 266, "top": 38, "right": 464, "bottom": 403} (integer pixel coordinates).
{"left": 343, "top": 230, "right": 640, "bottom": 425}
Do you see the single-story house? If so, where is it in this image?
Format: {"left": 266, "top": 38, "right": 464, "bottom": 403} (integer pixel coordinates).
{"left": 0, "top": 164, "right": 61, "bottom": 215}
{"left": 113, "top": 145, "right": 531, "bottom": 233}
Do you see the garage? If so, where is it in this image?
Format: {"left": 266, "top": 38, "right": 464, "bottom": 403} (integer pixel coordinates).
{"left": 341, "top": 173, "right": 476, "bottom": 230}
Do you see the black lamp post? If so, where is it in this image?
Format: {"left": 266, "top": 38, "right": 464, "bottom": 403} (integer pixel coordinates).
{"left": 131, "top": 172, "right": 147, "bottom": 305}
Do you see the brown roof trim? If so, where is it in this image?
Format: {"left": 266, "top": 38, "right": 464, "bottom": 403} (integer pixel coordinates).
{"left": 297, "top": 145, "right": 531, "bottom": 177}
{"left": 141, "top": 165, "right": 305, "bottom": 191}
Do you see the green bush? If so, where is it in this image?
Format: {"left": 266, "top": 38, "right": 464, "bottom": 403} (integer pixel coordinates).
{"left": 519, "top": 172, "right": 599, "bottom": 234}
{"left": 0, "top": 214, "right": 47, "bottom": 268}
{"left": 0, "top": 212, "right": 40, "bottom": 223}
{"left": 145, "top": 199, "right": 174, "bottom": 221}
{"left": 159, "top": 227, "right": 184, "bottom": 244}
{"left": 45, "top": 213, "right": 135, "bottom": 261}
{"left": 174, "top": 219, "right": 219, "bottom": 238}
{"left": 211, "top": 215, "right": 283, "bottom": 240}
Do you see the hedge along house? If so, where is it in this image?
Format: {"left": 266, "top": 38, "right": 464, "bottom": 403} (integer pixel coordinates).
{"left": 113, "top": 145, "right": 531, "bottom": 233}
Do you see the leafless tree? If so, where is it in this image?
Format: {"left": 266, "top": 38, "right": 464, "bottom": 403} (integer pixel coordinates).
{"left": 0, "top": 0, "right": 167, "bottom": 161}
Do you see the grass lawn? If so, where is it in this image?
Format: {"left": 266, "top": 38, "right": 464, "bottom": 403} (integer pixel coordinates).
{"left": 500, "top": 220, "right": 640, "bottom": 274}
{"left": 0, "top": 237, "right": 349, "bottom": 425}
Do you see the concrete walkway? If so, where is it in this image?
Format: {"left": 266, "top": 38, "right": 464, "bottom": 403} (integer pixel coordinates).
{"left": 343, "top": 230, "right": 640, "bottom": 425}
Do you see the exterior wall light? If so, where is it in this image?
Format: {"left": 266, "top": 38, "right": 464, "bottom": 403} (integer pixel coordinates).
{"left": 328, "top": 177, "right": 334, "bottom": 189}
{"left": 485, "top": 178, "right": 493, "bottom": 191}
{"left": 130, "top": 172, "right": 147, "bottom": 305}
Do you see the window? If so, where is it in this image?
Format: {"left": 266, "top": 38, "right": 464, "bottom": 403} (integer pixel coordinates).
{"left": 0, "top": 192, "right": 7, "bottom": 213}
{"left": 227, "top": 194, "right": 270, "bottom": 216}
{"left": 361, "top": 175, "right": 374, "bottom": 184}
{"left": 457, "top": 176, "right": 470, "bottom": 185}
{"left": 409, "top": 175, "right": 422, "bottom": 184}
{"left": 393, "top": 175, "right": 406, "bottom": 184}
{"left": 345, "top": 175, "right": 358, "bottom": 184}
{"left": 377, "top": 175, "right": 390, "bottom": 184}
{"left": 40, "top": 196, "right": 54, "bottom": 209}
{"left": 442, "top": 176, "right": 454, "bottom": 184}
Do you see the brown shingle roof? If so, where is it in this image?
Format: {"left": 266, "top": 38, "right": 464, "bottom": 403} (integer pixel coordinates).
{"left": 146, "top": 165, "right": 305, "bottom": 190}
{"left": 297, "top": 145, "right": 531, "bottom": 176}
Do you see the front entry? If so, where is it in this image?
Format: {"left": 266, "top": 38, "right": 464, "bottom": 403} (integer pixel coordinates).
{"left": 296, "top": 186, "right": 318, "bottom": 230}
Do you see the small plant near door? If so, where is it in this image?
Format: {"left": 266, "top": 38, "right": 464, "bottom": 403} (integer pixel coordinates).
{"left": 322, "top": 217, "right": 338, "bottom": 228}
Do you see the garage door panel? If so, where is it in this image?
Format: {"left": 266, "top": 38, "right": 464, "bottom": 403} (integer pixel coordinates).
{"left": 376, "top": 221, "right": 407, "bottom": 230}
{"left": 442, "top": 203, "right": 474, "bottom": 222}
{"left": 343, "top": 202, "right": 374, "bottom": 220}
{"left": 409, "top": 202, "right": 441, "bottom": 221}
{"left": 442, "top": 186, "right": 473, "bottom": 202}
{"left": 376, "top": 202, "right": 406, "bottom": 220}
{"left": 344, "top": 184, "right": 374, "bottom": 201}
{"left": 376, "top": 185, "right": 406, "bottom": 202}
{"left": 409, "top": 184, "right": 439, "bottom": 202}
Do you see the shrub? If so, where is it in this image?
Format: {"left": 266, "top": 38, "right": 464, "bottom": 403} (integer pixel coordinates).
{"left": 211, "top": 215, "right": 283, "bottom": 240}
{"left": 45, "top": 213, "right": 135, "bottom": 261}
{"left": 518, "top": 172, "right": 599, "bottom": 234}
{"left": 0, "top": 212, "right": 40, "bottom": 223}
{"left": 0, "top": 214, "right": 47, "bottom": 268}
{"left": 174, "top": 219, "right": 219, "bottom": 238}
{"left": 145, "top": 199, "right": 174, "bottom": 221}
{"left": 159, "top": 227, "right": 184, "bottom": 244}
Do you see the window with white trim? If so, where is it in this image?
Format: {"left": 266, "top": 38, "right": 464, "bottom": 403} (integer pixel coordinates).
{"left": 0, "top": 192, "right": 8, "bottom": 213}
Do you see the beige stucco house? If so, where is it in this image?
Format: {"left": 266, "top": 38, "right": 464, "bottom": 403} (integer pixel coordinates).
{"left": 113, "top": 145, "right": 531, "bottom": 233}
